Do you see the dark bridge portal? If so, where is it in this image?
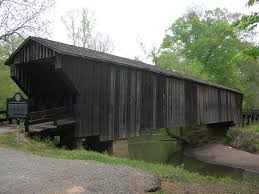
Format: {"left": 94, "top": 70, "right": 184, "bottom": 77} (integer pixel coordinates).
{"left": 5, "top": 37, "right": 243, "bottom": 148}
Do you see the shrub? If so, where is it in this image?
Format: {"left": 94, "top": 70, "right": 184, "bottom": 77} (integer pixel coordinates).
{"left": 227, "top": 128, "right": 257, "bottom": 153}
{"left": 226, "top": 128, "right": 239, "bottom": 144}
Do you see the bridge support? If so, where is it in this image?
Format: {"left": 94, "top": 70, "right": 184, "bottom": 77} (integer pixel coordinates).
{"left": 207, "top": 121, "right": 233, "bottom": 137}
{"left": 108, "top": 138, "right": 129, "bottom": 158}
{"left": 59, "top": 129, "right": 76, "bottom": 149}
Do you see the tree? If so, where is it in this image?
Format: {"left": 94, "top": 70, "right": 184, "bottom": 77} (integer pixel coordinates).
{"left": 0, "top": 35, "right": 23, "bottom": 109}
{"left": 61, "top": 8, "right": 95, "bottom": 48}
{"left": 158, "top": 7, "right": 259, "bottom": 108}
{"left": 0, "top": 0, "right": 54, "bottom": 42}
{"left": 61, "top": 8, "right": 114, "bottom": 53}
{"left": 235, "top": 0, "right": 259, "bottom": 31}
{"left": 0, "top": 0, "right": 54, "bottom": 109}
{"left": 160, "top": 8, "right": 254, "bottom": 87}
{"left": 233, "top": 0, "right": 259, "bottom": 59}
{"left": 91, "top": 32, "right": 114, "bottom": 53}
{"left": 138, "top": 41, "right": 160, "bottom": 65}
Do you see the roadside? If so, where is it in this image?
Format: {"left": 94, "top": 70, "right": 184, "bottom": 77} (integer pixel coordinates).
{"left": 0, "top": 131, "right": 258, "bottom": 193}
{"left": 226, "top": 124, "right": 259, "bottom": 153}
{"left": 0, "top": 147, "right": 159, "bottom": 193}
{"left": 0, "top": 124, "right": 15, "bottom": 133}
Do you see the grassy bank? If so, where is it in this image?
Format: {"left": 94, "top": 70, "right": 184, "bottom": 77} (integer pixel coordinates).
{"left": 0, "top": 66, "right": 21, "bottom": 111}
{"left": 227, "top": 122, "right": 259, "bottom": 152}
{"left": 0, "top": 131, "right": 255, "bottom": 186}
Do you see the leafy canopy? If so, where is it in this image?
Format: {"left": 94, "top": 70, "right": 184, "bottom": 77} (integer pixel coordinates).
{"left": 157, "top": 7, "right": 259, "bottom": 108}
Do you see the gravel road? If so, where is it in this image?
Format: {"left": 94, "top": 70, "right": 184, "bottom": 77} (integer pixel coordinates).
{"left": 0, "top": 125, "right": 15, "bottom": 133}
{"left": 0, "top": 147, "right": 160, "bottom": 193}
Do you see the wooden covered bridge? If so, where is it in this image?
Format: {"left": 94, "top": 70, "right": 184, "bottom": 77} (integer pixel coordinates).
{"left": 5, "top": 37, "right": 243, "bottom": 154}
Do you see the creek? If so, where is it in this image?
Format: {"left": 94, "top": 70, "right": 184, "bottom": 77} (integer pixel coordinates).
{"left": 128, "top": 131, "right": 259, "bottom": 181}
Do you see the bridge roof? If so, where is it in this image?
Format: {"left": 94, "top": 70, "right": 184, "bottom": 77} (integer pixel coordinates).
{"left": 5, "top": 36, "right": 242, "bottom": 94}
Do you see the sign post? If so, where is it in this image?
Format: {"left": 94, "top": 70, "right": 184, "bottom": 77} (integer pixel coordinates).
{"left": 7, "top": 93, "right": 28, "bottom": 145}
{"left": 16, "top": 119, "right": 20, "bottom": 144}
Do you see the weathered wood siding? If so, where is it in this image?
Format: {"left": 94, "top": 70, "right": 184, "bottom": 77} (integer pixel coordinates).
{"left": 9, "top": 40, "right": 55, "bottom": 66}
{"left": 11, "top": 62, "right": 74, "bottom": 111}
{"left": 7, "top": 38, "right": 242, "bottom": 142}
{"left": 9, "top": 40, "right": 73, "bottom": 111}
{"left": 61, "top": 55, "right": 242, "bottom": 141}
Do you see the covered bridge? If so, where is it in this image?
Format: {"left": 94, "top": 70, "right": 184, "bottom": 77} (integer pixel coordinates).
{"left": 5, "top": 37, "right": 243, "bottom": 151}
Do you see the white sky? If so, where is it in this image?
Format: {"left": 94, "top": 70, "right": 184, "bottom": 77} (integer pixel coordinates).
{"left": 50, "top": 0, "right": 258, "bottom": 62}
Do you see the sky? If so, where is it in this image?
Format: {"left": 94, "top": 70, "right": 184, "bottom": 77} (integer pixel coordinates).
{"left": 50, "top": 0, "right": 257, "bottom": 63}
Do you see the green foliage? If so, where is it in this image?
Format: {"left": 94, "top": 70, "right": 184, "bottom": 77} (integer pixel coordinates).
{"left": 158, "top": 7, "right": 259, "bottom": 108}
{"left": 227, "top": 124, "right": 259, "bottom": 152}
{"left": 226, "top": 128, "right": 240, "bottom": 144}
{"left": 0, "top": 36, "right": 24, "bottom": 65}
{"left": 0, "top": 66, "right": 21, "bottom": 110}
{"left": 0, "top": 36, "right": 24, "bottom": 110}
{"left": 234, "top": 0, "right": 259, "bottom": 31}
{"left": 233, "top": 0, "right": 259, "bottom": 59}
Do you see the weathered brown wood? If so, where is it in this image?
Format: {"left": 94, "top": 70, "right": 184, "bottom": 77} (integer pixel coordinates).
{"left": 5, "top": 37, "right": 243, "bottom": 143}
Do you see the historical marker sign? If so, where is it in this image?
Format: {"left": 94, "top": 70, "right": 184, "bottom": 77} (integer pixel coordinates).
{"left": 7, "top": 93, "right": 28, "bottom": 119}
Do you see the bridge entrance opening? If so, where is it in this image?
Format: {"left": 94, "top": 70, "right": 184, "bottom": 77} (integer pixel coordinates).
{"left": 11, "top": 62, "right": 77, "bottom": 137}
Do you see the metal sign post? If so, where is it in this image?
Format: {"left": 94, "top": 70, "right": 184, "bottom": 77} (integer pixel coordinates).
{"left": 6, "top": 93, "right": 28, "bottom": 145}
{"left": 16, "top": 119, "right": 20, "bottom": 144}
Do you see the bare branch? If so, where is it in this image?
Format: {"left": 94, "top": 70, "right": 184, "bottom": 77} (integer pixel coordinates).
{"left": 91, "top": 32, "right": 114, "bottom": 53}
{"left": 0, "top": 0, "right": 54, "bottom": 41}
{"left": 138, "top": 40, "right": 160, "bottom": 65}
{"left": 61, "top": 8, "right": 114, "bottom": 53}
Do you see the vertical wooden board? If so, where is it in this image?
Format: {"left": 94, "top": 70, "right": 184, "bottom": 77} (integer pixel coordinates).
{"left": 139, "top": 71, "right": 153, "bottom": 130}
{"left": 212, "top": 87, "right": 215, "bottom": 122}
{"left": 129, "top": 71, "right": 136, "bottom": 137}
{"left": 179, "top": 80, "right": 183, "bottom": 125}
{"left": 135, "top": 71, "right": 141, "bottom": 136}
{"left": 121, "top": 70, "right": 128, "bottom": 138}
{"left": 126, "top": 70, "right": 132, "bottom": 138}
{"left": 140, "top": 72, "right": 145, "bottom": 129}
{"left": 172, "top": 79, "right": 176, "bottom": 125}
{"left": 92, "top": 63, "right": 100, "bottom": 134}
{"left": 108, "top": 65, "right": 116, "bottom": 140}
{"left": 166, "top": 78, "right": 170, "bottom": 127}
{"left": 217, "top": 90, "right": 221, "bottom": 122}
{"left": 156, "top": 75, "right": 166, "bottom": 128}
{"left": 196, "top": 85, "right": 200, "bottom": 124}
{"left": 184, "top": 81, "right": 197, "bottom": 125}
{"left": 200, "top": 85, "right": 204, "bottom": 123}
{"left": 178, "top": 79, "right": 184, "bottom": 126}
{"left": 199, "top": 85, "right": 204, "bottom": 124}
{"left": 193, "top": 83, "right": 197, "bottom": 124}
{"left": 208, "top": 87, "right": 211, "bottom": 123}
{"left": 152, "top": 73, "right": 157, "bottom": 129}
{"left": 203, "top": 86, "right": 207, "bottom": 123}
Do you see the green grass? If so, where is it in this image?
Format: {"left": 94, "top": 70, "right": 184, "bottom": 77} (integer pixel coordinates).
{"left": 242, "top": 124, "right": 259, "bottom": 133}
{"left": 0, "top": 66, "right": 22, "bottom": 111}
{"left": 0, "top": 132, "right": 255, "bottom": 185}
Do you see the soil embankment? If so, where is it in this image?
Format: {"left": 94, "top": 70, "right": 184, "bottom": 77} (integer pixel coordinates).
{"left": 189, "top": 143, "right": 259, "bottom": 173}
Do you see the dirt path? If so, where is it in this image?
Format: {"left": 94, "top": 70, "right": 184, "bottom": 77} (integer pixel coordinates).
{"left": 0, "top": 124, "right": 15, "bottom": 133}
{"left": 189, "top": 143, "right": 259, "bottom": 173}
{"left": 0, "top": 147, "right": 160, "bottom": 193}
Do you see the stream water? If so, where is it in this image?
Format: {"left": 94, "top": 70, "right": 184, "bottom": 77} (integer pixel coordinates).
{"left": 128, "top": 132, "right": 259, "bottom": 181}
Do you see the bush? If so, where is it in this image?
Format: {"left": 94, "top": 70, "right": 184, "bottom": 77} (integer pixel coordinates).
{"left": 227, "top": 128, "right": 257, "bottom": 153}
{"left": 226, "top": 128, "right": 239, "bottom": 143}
{"left": 0, "top": 66, "right": 22, "bottom": 110}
